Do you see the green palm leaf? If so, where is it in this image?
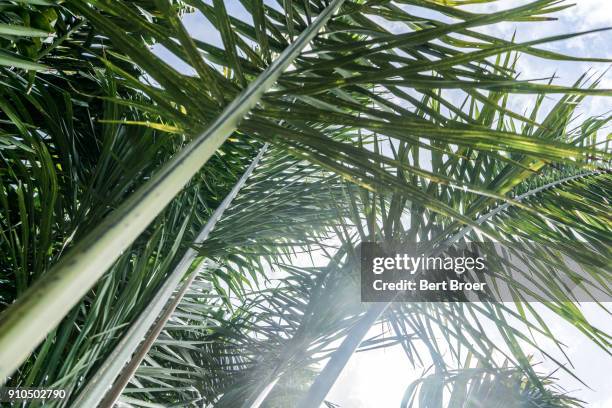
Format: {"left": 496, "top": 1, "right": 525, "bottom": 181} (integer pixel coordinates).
{"left": 0, "top": 1, "right": 609, "bottom": 407}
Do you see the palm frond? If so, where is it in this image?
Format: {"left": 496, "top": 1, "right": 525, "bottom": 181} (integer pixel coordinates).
{"left": 0, "top": 1, "right": 609, "bottom": 407}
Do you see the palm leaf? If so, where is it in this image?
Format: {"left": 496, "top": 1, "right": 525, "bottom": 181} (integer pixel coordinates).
{"left": 0, "top": 1, "right": 610, "bottom": 407}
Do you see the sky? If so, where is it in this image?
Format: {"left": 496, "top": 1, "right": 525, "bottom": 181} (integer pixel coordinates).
{"left": 328, "top": 304, "right": 612, "bottom": 408}
{"left": 171, "top": 1, "right": 612, "bottom": 407}
{"left": 466, "top": 0, "right": 612, "bottom": 126}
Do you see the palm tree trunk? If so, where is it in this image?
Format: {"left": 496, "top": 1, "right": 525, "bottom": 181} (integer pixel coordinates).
{"left": 0, "top": 0, "right": 345, "bottom": 383}
{"left": 297, "top": 302, "right": 388, "bottom": 408}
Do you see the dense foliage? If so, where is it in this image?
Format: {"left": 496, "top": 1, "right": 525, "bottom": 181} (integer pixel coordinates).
{"left": 0, "top": 0, "right": 610, "bottom": 407}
